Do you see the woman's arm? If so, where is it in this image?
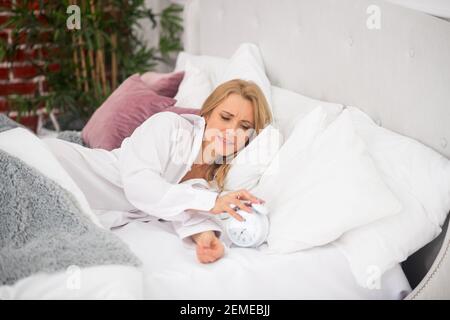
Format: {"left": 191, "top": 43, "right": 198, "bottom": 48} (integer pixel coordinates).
{"left": 172, "top": 210, "right": 222, "bottom": 244}
{"left": 118, "top": 112, "right": 219, "bottom": 221}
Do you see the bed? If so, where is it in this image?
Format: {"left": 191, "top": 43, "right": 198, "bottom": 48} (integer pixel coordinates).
{"left": 112, "top": 0, "right": 449, "bottom": 299}
{"left": 157, "top": 0, "right": 450, "bottom": 299}
{"left": 1, "top": 0, "right": 449, "bottom": 300}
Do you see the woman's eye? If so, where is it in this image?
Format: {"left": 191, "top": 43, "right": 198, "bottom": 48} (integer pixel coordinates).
{"left": 220, "top": 115, "right": 250, "bottom": 130}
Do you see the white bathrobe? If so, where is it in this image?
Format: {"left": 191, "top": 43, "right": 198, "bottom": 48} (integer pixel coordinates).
{"left": 42, "top": 111, "right": 222, "bottom": 247}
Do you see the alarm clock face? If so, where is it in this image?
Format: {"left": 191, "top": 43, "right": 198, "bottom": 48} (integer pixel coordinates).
{"left": 226, "top": 209, "right": 269, "bottom": 248}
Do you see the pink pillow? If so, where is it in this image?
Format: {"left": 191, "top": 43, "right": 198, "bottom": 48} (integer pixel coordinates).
{"left": 140, "top": 70, "right": 184, "bottom": 98}
{"left": 82, "top": 74, "right": 176, "bottom": 150}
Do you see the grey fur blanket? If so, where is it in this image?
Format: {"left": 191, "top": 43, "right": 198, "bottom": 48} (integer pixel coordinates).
{"left": 0, "top": 134, "right": 140, "bottom": 286}
{"left": 0, "top": 113, "right": 86, "bottom": 146}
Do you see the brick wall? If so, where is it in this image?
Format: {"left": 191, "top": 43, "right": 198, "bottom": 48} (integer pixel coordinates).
{"left": 0, "top": 0, "right": 57, "bottom": 117}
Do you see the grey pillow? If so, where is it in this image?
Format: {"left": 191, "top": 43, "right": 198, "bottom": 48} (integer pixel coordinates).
{"left": 56, "top": 130, "right": 86, "bottom": 146}
{"left": 0, "top": 114, "right": 27, "bottom": 133}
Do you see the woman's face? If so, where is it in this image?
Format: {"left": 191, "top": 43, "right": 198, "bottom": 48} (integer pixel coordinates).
{"left": 203, "top": 93, "right": 255, "bottom": 161}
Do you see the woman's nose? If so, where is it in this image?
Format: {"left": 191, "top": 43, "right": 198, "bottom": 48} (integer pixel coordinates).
{"left": 222, "top": 124, "right": 235, "bottom": 135}
{"left": 224, "top": 120, "right": 242, "bottom": 133}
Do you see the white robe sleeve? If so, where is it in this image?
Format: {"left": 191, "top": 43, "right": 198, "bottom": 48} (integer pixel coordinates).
{"left": 118, "top": 112, "right": 219, "bottom": 222}
{"left": 172, "top": 210, "right": 223, "bottom": 249}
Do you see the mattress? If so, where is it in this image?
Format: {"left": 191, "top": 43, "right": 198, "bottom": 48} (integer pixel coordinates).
{"left": 111, "top": 215, "right": 412, "bottom": 300}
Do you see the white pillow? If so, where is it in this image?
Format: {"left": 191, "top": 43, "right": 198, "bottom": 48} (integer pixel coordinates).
{"left": 174, "top": 60, "right": 213, "bottom": 109}
{"left": 223, "top": 124, "right": 283, "bottom": 192}
{"left": 219, "top": 43, "right": 273, "bottom": 114}
{"left": 174, "top": 51, "right": 344, "bottom": 140}
{"left": 252, "top": 107, "right": 402, "bottom": 253}
{"left": 174, "top": 42, "right": 273, "bottom": 109}
{"left": 271, "top": 85, "right": 343, "bottom": 140}
{"left": 175, "top": 51, "right": 228, "bottom": 87}
{"left": 333, "top": 106, "right": 450, "bottom": 288}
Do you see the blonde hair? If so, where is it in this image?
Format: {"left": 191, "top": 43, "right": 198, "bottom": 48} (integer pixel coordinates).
{"left": 199, "top": 79, "right": 273, "bottom": 192}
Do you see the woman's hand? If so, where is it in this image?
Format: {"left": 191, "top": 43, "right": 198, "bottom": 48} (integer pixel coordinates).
{"left": 210, "top": 189, "right": 265, "bottom": 221}
{"left": 192, "top": 231, "right": 224, "bottom": 263}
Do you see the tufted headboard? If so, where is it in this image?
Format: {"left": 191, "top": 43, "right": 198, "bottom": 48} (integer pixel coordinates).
{"left": 182, "top": 0, "right": 450, "bottom": 299}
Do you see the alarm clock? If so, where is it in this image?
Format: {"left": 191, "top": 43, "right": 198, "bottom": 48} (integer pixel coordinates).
{"left": 224, "top": 203, "right": 270, "bottom": 248}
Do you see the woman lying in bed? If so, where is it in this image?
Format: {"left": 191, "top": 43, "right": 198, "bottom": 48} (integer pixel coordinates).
{"left": 43, "top": 79, "right": 271, "bottom": 265}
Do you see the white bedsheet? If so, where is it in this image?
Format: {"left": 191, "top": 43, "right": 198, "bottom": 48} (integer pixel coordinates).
{"left": 112, "top": 217, "right": 412, "bottom": 300}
